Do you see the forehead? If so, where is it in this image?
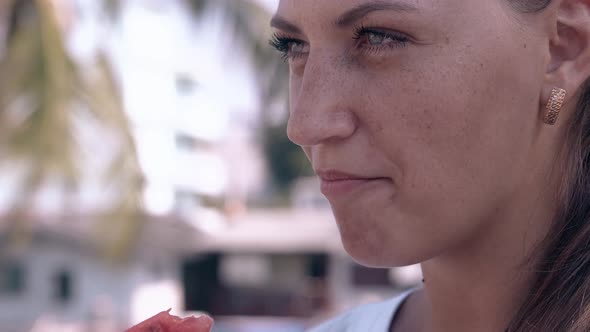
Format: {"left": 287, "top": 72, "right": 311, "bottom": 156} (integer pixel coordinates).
{"left": 273, "top": 0, "right": 498, "bottom": 29}
{"left": 276, "top": 0, "right": 442, "bottom": 17}
{"left": 273, "top": 0, "right": 510, "bottom": 40}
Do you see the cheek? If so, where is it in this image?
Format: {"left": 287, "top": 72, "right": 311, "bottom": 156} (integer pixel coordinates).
{"left": 358, "top": 41, "right": 539, "bottom": 243}
{"left": 288, "top": 74, "right": 300, "bottom": 115}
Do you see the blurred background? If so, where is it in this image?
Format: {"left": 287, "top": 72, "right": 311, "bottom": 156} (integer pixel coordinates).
{"left": 0, "top": 0, "right": 422, "bottom": 331}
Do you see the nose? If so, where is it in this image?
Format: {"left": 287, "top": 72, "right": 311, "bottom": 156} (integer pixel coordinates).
{"left": 286, "top": 53, "right": 357, "bottom": 147}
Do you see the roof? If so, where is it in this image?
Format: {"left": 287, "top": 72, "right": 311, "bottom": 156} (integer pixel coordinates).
{"left": 0, "top": 212, "right": 204, "bottom": 260}
{"left": 192, "top": 209, "right": 345, "bottom": 254}
{"left": 0, "top": 208, "right": 346, "bottom": 258}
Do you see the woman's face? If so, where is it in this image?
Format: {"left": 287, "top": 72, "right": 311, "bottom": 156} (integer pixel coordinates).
{"left": 272, "top": 0, "right": 550, "bottom": 267}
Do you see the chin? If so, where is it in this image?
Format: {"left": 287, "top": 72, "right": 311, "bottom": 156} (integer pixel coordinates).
{"left": 344, "top": 243, "right": 424, "bottom": 268}
{"left": 330, "top": 203, "right": 435, "bottom": 268}
{"left": 337, "top": 223, "right": 427, "bottom": 268}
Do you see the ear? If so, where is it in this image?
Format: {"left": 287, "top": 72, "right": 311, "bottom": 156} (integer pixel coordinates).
{"left": 544, "top": 0, "right": 590, "bottom": 105}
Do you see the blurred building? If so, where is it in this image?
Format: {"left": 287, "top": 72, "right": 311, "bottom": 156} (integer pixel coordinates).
{"left": 114, "top": 0, "right": 263, "bottom": 218}
{"left": 0, "top": 0, "right": 248, "bottom": 330}
{"left": 0, "top": 214, "right": 202, "bottom": 332}
{"left": 0, "top": 0, "right": 269, "bottom": 330}
{"left": 182, "top": 199, "right": 422, "bottom": 331}
{"left": 0, "top": 0, "right": 423, "bottom": 331}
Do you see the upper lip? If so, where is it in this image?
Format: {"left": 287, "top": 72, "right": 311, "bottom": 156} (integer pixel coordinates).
{"left": 316, "top": 169, "right": 384, "bottom": 181}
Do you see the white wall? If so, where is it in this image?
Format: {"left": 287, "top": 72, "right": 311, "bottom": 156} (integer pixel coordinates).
{"left": 0, "top": 239, "right": 182, "bottom": 332}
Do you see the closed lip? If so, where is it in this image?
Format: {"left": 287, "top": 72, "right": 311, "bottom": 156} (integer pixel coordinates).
{"left": 315, "top": 169, "right": 387, "bottom": 182}
{"left": 316, "top": 169, "right": 391, "bottom": 197}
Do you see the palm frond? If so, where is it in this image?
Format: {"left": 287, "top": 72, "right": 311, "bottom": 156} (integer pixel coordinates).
{"left": 0, "top": 0, "right": 143, "bottom": 260}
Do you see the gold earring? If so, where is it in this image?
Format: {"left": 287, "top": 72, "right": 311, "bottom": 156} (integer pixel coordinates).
{"left": 543, "top": 87, "right": 567, "bottom": 125}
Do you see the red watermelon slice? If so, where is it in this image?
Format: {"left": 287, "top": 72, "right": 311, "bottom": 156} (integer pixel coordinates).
{"left": 125, "top": 309, "right": 214, "bottom": 332}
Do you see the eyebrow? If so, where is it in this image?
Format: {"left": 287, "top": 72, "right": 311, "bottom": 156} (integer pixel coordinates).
{"left": 336, "top": 1, "right": 419, "bottom": 27}
{"left": 270, "top": 15, "right": 302, "bottom": 34}
{"left": 270, "top": 1, "right": 419, "bottom": 34}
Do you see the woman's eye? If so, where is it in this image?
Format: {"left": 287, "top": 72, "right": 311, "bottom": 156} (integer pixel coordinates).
{"left": 368, "top": 32, "right": 391, "bottom": 46}
{"left": 269, "top": 27, "right": 409, "bottom": 62}
{"left": 269, "top": 34, "right": 309, "bottom": 61}
{"left": 353, "top": 26, "right": 410, "bottom": 52}
{"left": 289, "top": 42, "right": 306, "bottom": 54}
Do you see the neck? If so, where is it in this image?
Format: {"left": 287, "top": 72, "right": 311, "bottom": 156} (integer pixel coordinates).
{"left": 420, "top": 250, "right": 533, "bottom": 332}
{"left": 418, "top": 185, "right": 557, "bottom": 332}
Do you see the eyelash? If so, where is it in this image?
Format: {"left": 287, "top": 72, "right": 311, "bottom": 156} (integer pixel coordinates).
{"left": 269, "top": 34, "right": 304, "bottom": 62}
{"left": 353, "top": 24, "right": 410, "bottom": 54}
{"left": 269, "top": 25, "right": 410, "bottom": 61}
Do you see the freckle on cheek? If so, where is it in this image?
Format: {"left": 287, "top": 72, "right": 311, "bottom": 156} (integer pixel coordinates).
{"left": 375, "top": 122, "right": 384, "bottom": 133}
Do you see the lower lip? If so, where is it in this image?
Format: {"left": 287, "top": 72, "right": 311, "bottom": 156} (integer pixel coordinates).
{"left": 320, "top": 178, "right": 389, "bottom": 198}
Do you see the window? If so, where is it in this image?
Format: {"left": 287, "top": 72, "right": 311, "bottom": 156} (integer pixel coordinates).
{"left": 174, "top": 190, "right": 201, "bottom": 212}
{"left": 307, "top": 254, "right": 328, "bottom": 278}
{"left": 53, "top": 269, "right": 73, "bottom": 304}
{"left": 175, "top": 133, "right": 197, "bottom": 151}
{"left": 174, "top": 133, "right": 214, "bottom": 152}
{"left": 0, "top": 260, "right": 25, "bottom": 295}
{"left": 175, "top": 74, "right": 198, "bottom": 96}
{"left": 220, "top": 254, "right": 271, "bottom": 288}
{"left": 184, "top": 253, "right": 329, "bottom": 317}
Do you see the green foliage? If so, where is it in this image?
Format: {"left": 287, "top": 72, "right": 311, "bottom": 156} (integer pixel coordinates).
{"left": 0, "top": 0, "right": 143, "bottom": 259}
{"left": 263, "top": 123, "right": 313, "bottom": 191}
{"left": 0, "top": 0, "right": 303, "bottom": 256}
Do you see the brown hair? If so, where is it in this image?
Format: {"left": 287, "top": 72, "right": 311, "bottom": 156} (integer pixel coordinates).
{"left": 506, "top": 1, "right": 590, "bottom": 331}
